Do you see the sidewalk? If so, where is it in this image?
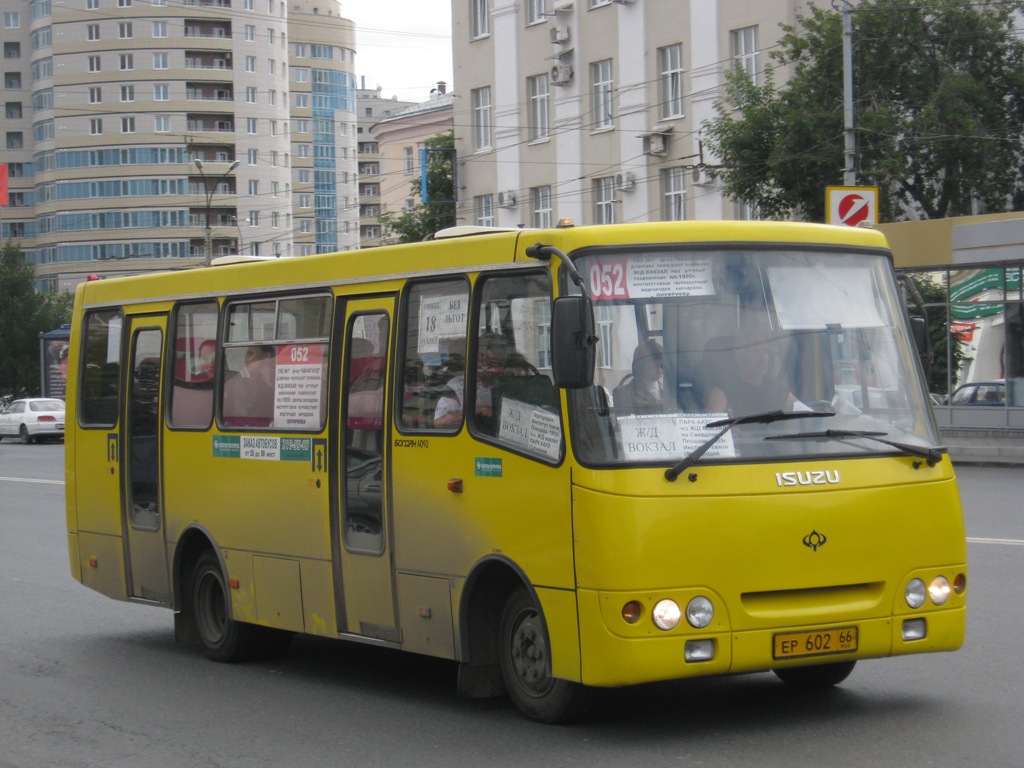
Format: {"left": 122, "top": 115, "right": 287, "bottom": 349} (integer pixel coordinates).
{"left": 940, "top": 428, "right": 1024, "bottom": 467}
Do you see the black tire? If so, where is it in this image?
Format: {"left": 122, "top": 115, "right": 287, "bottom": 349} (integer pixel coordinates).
{"left": 498, "top": 587, "right": 592, "bottom": 723}
{"left": 773, "top": 660, "right": 856, "bottom": 688}
{"left": 191, "top": 550, "right": 262, "bottom": 662}
{"left": 20, "top": 425, "right": 34, "bottom": 444}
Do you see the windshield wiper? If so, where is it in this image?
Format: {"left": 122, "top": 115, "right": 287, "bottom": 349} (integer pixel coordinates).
{"left": 765, "top": 429, "right": 943, "bottom": 466}
{"left": 665, "top": 410, "right": 834, "bottom": 482}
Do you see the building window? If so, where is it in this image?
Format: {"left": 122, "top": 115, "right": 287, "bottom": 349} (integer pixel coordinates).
{"left": 88, "top": 55, "right": 100, "bottom": 72}
{"left": 472, "top": 86, "right": 492, "bottom": 151}
{"left": 531, "top": 186, "right": 552, "bottom": 228}
{"left": 526, "top": 0, "right": 545, "bottom": 25}
{"left": 731, "top": 26, "right": 759, "bottom": 85}
{"left": 89, "top": 86, "right": 101, "bottom": 103}
{"left": 247, "top": 117, "right": 257, "bottom": 134}
{"left": 528, "top": 74, "right": 550, "bottom": 141}
{"left": 248, "top": 179, "right": 259, "bottom": 197}
{"left": 249, "top": 211, "right": 259, "bottom": 226}
{"left": 118, "top": 22, "right": 132, "bottom": 39}
{"left": 119, "top": 53, "right": 133, "bottom": 70}
{"left": 154, "top": 114, "right": 169, "bottom": 132}
{"left": 591, "top": 59, "right": 614, "bottom": 130}
{"left": 5, "top": 131, "right": 23, "bottom": 149}
{"left": 658, "top": 44, "right": 684, "bottom": 119}
{"left": 246, "top": 86, "right": 256, "bottom": 103}
{"left": 90, "top": 119, "right": 102, "bottom": 135}
{"left": 248, "top": 148, "right": 257, "bottom": 165}
{"left": 246, "top": 55, "right": 256, "bottom": 73}
{"left": 245, "top": 24, "right": 255, "bottom": 41}
{"left": 154, "top": 83, "right": 169, "bottom": 100}
{"left": 475, "top": 194, "right": 494, "bottom": 226}
{"left": 4, "top": 12, "right": 20, "bottom": 28}
{"left": 471, "top": 0, "right": 489, "bottom": 38}
{"left": 152, "top": 21, "right": 167, "bottom": 38}
{"left": 120, "top": 84, "right": 134, "bottom": 102}
{"left": 121, "top": 116, "right": 135, "bottom": 133}
{"left": 87, "top": 24, "right": 99, "bottom": 41}
{"left": 153, "top": 52, "right": 168, "bottom": 69}
{"left": 661, "top": 167, "right": 686, "bottom": 221}
{"left": 404, "top": 146, "right": 414, "bottom": 174}
{"left": 594, "top": 176, "right": 616, "bottom": 224}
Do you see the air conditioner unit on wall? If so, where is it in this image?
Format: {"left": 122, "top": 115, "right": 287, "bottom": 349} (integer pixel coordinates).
{"left": 691, "top": 166, "right": 713, "bottom": 186}
{"left": 551, "top": 61, "right": 573, "bottom": 86}
{"left": 550, "top": 26, "right": 570, "bottom": 44}
{"left": 614, "top": 172, "right": 635, "bottom": 192}
{"left": 643, "top": 132, "right": 667, "bottom": 157}
{"left": 497, "top": 190, "right": 517, "bottom": 208}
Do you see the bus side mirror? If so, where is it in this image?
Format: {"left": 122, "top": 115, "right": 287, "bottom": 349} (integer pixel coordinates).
{"left": 551, "top": 295, "right": 597, "bottom": 389}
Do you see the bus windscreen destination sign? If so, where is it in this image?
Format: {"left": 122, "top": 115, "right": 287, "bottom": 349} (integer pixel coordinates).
{"left": 587, "top": 254, "right": 714, "bottom": 301}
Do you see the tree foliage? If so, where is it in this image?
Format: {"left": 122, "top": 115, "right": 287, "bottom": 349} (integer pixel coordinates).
{"left": 703, "top": 0, "right": 1024, "bottom": 222}
{"left": 0, "top": 242, "right": 73, "bottom": 397}
{"left": 380, "top": 132, "right": 457, "bottom": 243}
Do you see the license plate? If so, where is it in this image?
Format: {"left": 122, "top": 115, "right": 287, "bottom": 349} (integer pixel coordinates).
{"left": 773, "top": 626, "right": 858, "bottom": 660}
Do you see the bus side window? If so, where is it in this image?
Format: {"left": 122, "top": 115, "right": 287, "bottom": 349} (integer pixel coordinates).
{"left": 398, "top": 279, "right": 470, "bottom": 431}
{"left": 79, "top": 309, "right": 123, "bottom": 427}
{"left": 343, "top": 314, "right": 388, "bottom": 550}
{"left": 168, "top": 301, "right": 218, "bottom": 429}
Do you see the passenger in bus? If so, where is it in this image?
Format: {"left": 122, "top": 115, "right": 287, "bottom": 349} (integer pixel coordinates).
{"left": 705, "top": 325, "right": 799, "bottom": 417}
{"left": 613, "top": 341, "right": 665, "bottom": 412}
{"left": 433, "top": 332, "right": 508, "bottom": 429}
{"left": 223, "top": 345, "right": 276, "bottom": 426}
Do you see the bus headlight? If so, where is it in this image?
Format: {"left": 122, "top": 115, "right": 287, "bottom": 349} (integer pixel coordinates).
{"left": 929, "top": 576, "right": 951, "bottom": 605}
{"left": 686, "top": 596, "right": 714, "bottom": 628}
{"left": 652, "top": 599, "right": 681, "bottom": 631}
{"left": 906, "top": 578, "right": 926, "bottom": 608}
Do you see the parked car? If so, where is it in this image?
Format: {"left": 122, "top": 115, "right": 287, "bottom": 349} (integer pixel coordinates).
{"left": 947, "top": 380, "right": 1006, "bottom": 406}
{"left": 0, "top": 398, "right": 66, "bottom": 443}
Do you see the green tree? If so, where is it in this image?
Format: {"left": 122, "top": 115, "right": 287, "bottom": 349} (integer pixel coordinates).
{"left": 703, "top": 0, "right": 1024, "bottom": 222}
{"left": 380, "top": 132, "right": 456, "bottom": 243}
{"left": 0, "top": 242, "right": 73, "bottom": 397}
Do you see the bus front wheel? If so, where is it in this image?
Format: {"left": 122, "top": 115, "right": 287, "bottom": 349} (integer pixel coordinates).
{"left": 498, "top": 587, "right": 591, "bottom": 723}
{"left": 773, "top": 660, "right": 856, "bottom": 688}
{"left": 191, "top": 550, "right": 261, "bottom": 663}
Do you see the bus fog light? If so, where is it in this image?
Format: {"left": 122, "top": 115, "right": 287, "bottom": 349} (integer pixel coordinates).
{"left": 953, "top": 573, "right": 966, "bottom": 595}
{"left": 684, "top": 639, "right": 715, "bottom": 662}
{"left": 929, "top": 576, "right": 951, "bottom": 605}
{"left": 686, "top": 596, "right": 714, "bottom": 628}
{"left": 652, "top": 599, "right": 681, "bottom": 631}
{"left": 902, "top": 618, "right": 927, "bottom": 641}
{"left": 906, "top": 578, "right": 926, "bottom": 608}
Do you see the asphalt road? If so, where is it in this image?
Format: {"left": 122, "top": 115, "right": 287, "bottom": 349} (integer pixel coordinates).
{"left": 1, "top": 443, "right": 1021, "bottom": 767}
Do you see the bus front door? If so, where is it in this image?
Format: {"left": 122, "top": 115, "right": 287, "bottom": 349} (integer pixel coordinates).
{"left": 334, "top": 300, "right": 398, "bottom": 642}
{"left": 123, "top": 317, "right": 171, "bottom": 604}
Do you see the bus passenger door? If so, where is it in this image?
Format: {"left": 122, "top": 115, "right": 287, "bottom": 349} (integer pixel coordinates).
{"left": 123, "top": 317, "right": 171, "bottom": 603}
{"left": 334, "top": 299, "right": 397, "bottom": 641}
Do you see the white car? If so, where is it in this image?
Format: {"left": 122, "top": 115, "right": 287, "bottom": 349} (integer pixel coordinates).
{"left": 0, "top": 398, "right": 66, "bottom": 443}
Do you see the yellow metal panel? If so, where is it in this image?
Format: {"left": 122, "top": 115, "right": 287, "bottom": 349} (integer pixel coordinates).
{"left": 76, "top": 532, "right": 128, "bottom": 600}
{"left": 396, "top": 574, "right": 455, "bottom": 659}
{"left": 253, "top": 556, "right": 305, "bottom": 632}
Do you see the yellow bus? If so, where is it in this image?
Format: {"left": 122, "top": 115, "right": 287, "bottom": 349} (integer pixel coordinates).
{"left": 65, "top": 221, "right": 966, "bottom": 722}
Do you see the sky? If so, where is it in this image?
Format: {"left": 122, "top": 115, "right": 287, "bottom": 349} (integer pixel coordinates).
{"left": 342, "top": 0, "right": 454, "bottom": 103}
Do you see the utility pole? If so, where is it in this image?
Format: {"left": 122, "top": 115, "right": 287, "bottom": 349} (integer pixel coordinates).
{"left": 842, "top": 1, "right": 857, "bottom": 186}
{"left": 194, "top": 159, "right": 239, "bottom": 266}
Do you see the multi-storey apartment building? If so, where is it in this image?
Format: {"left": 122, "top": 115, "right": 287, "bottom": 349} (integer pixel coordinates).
{"left": 356, "top": 83, "right": 417, "bottom": 248}
{"left": 450, "top": 0, "right": 808, "bottom": 227}
{"left": 369, "top": 83, "right": 453, "bottom": 244}
{"left": 0, "top": 0, "right": 357, "bottom": 289}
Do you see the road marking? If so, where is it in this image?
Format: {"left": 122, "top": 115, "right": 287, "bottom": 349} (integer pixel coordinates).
{"left": 0, "top": 476, "right": 64, "bottom": 486}
{"left": 968, "top": 537, "right": 1024, "bottom": 547}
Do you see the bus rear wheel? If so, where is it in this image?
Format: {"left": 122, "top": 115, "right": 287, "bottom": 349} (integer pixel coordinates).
{"left": 498, "top": 587, "right": 591, "bottom": 723}
{"left": 773, "top": 660, "right": 856, "bottom": 688}
{"left": 191, "top": 550, "right": 261, "bottom": 663}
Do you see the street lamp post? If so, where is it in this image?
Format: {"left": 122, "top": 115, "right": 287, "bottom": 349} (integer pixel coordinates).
{"left": 194, "top": 158, "right": 239, "bottom": 266}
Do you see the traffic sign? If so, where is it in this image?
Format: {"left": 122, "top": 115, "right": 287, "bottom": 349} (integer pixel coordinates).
{"left": 826, "top": 186, "right": 879, "bottom": 227}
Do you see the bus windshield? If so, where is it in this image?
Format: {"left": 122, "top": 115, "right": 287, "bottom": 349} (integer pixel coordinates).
{"left": 568, "top": 246, "right": 940, "bottom": 466}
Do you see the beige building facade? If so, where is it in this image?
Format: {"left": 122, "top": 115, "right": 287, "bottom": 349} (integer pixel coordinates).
{"left": 450, "top": 0, "right": 810, "bottom": 228}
